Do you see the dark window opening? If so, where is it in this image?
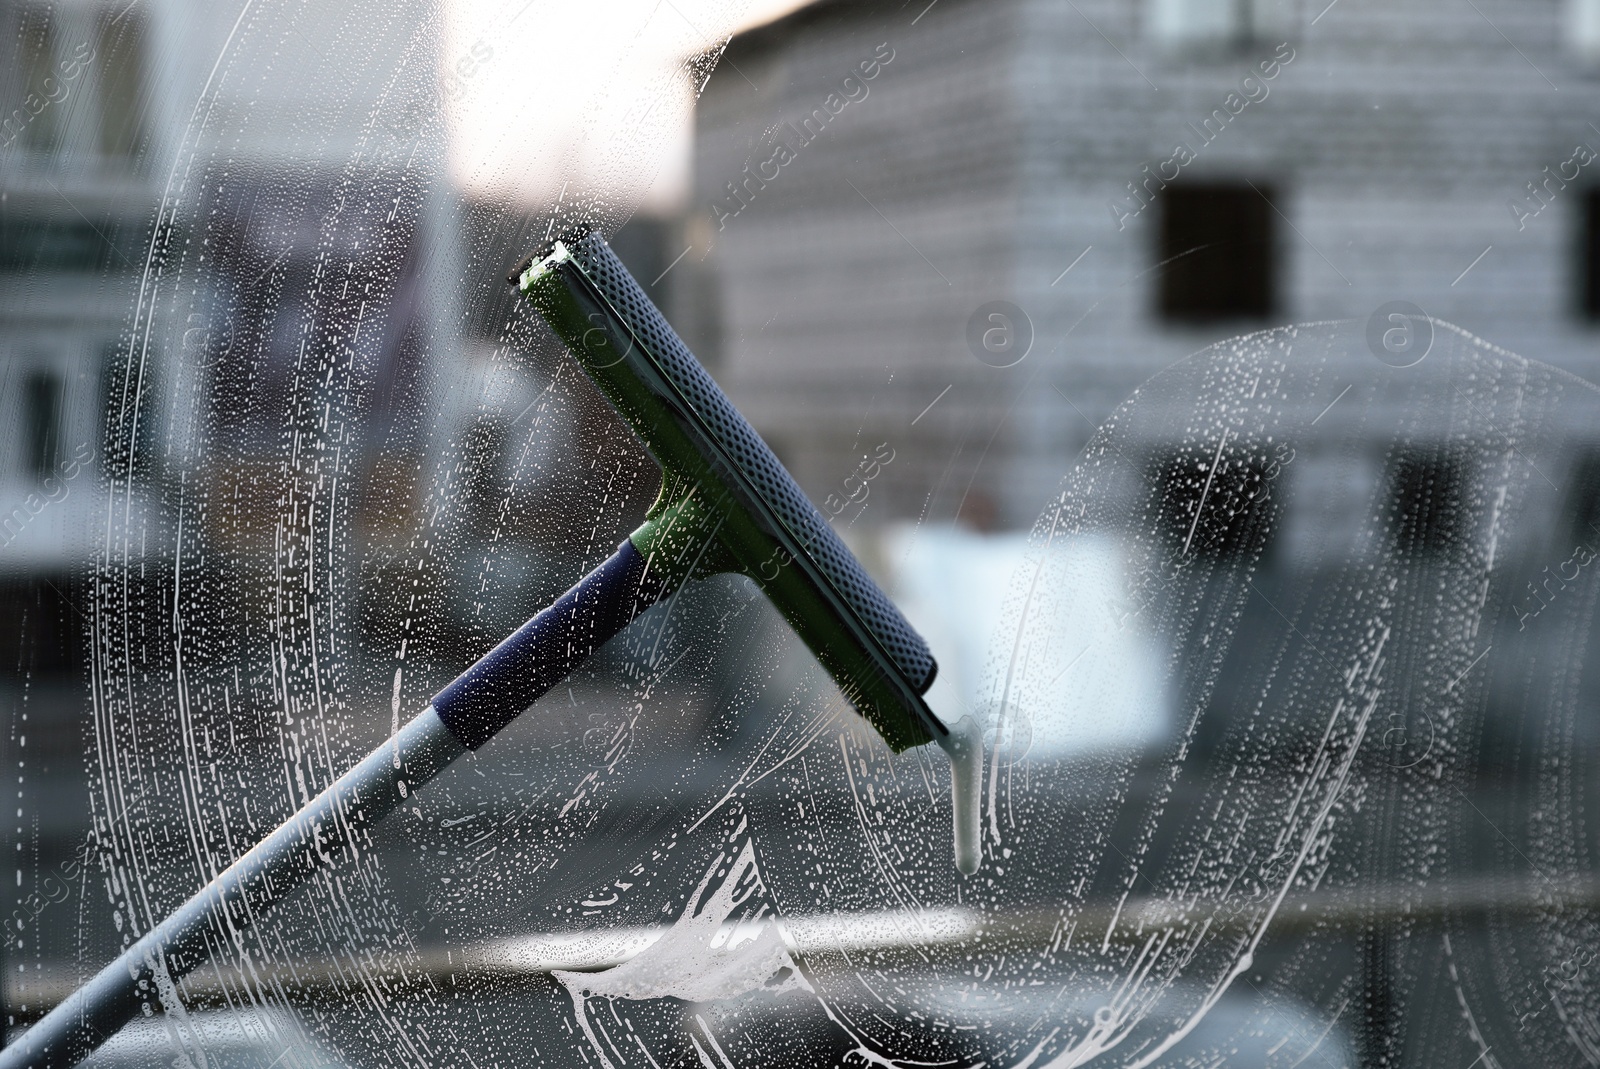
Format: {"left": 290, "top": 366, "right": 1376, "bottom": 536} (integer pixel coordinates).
{"left": 1580, "top": 189, "right": 1600, "bottom": 322}
{"left": 1152, "top": 0, "right": 1278, "bottom": 51}
{"left": 0, "top": 576, "right": 82, "bottom": 676}
{"left": 95, "top": 8, "right": 151, "bottom": 160}
{"left": 16, "top": 7, "right": 62, "bottom": 154}
{"left": 1562, "top": 448, "right": 1600, "bottom": 547}
{"left": 1385, "top": 447, "right": 1470, "bottom": 557}
{"left": 0, "top": 216, "right": 135, "bottom": 272}
{"left": 24, "top": 369, "right": 62, "bottom": 480}
{"left": 1157, "top": 183, "right": 1276, "bottom": 323}
{"left": 1147, "top": 441, "right": 1282, "bottom": 562}
{"left": 100, "top": 343, "right": 153, "bottom": 480}
{"left": 607, "top": 218, "right": 672, "bottom": 306}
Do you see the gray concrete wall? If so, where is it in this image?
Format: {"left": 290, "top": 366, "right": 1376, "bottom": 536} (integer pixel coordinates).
{"left": 685, "top": 0, "right": 1600, "bottom": 530}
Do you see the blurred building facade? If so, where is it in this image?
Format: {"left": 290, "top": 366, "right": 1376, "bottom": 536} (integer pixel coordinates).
{"left": 681, "top": 0, "right": 1600, "bottom": 532}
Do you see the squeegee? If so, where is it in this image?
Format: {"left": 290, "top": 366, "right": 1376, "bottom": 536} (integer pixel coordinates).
{"left": 2, "top": 232, "right": 981, "bottom": 1069}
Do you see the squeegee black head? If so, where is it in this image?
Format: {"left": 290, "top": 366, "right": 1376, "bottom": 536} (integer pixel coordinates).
{"left": 516, "top": 233, "right": 943, "bottom": 752}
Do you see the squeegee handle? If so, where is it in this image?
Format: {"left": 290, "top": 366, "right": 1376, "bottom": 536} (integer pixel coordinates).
{"left": 431, "top": 537, "right": 673, "bottom": 749}
{"left": 4, "top": 539, "right": 672, "bottom": 1069}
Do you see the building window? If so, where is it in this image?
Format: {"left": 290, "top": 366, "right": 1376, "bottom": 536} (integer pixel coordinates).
{"left": 1569, "top": 0, "right": 1600, "bottom": 61}
{"left": 94, "top": 8, "right": 151, "bottom": 160}
{"left": 1563, "top": 449, "right": 1600, "bottom": 547}
{"left": 101, "top": 342, "right": 153, "bottom": 480}
{"left": 0, "top": 576, "right": 83, "bottom": 675}
{"left": 1149, "top": 0, "right": 1286, "bottom": 49}
{"left": 1146, "top": 442, "right": 1281, "bottom": 562}
{"left": 14, "top": 6, "right": 63, "bottom": 154}
{"left": 1581, "top": 189, "right": 1600, "bottom": 322}
{"left": 0, "top": 214, "right": 129, "bottom": 272}
{"left": 1385, "top": 447, "right": 1470, "bottom": 558}
{"left": 1156, "top": 183, "right": 1276, "bottom": 324}
{"left": 23, "top": 369, "right": 63, "bottom": 481}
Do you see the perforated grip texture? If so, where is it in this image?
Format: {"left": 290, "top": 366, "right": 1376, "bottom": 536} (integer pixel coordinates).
{"left": 566, "top": 235, "right": 938, "bottom": 696}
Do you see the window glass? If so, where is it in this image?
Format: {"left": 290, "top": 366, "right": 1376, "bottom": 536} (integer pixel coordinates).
{"left": 4, "top": 2, "right": 1600, "bottom": 1067}
{"left": 1571, "top": 0, "right": 1600, "bottom": 60}
{"left": 93, "top": 9, "right": 149, "bottom": 161}
{"left": 1582, "top": 189, "right": 1600, "bottom": 321}
{"left": 14, "top": 7, "right": 62, "bottom": 155}
{"left": 1157, "top": 183, "right": 1276, "bottom": 322}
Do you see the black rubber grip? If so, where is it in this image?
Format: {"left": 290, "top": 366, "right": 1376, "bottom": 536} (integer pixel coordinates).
{"left": 432, "top": 540, "right": 672, "bottom": 749}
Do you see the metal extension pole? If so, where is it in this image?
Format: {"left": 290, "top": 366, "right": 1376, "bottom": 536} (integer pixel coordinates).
{"left": 0, "top": 708, "right": 463, "bottom": 1069}
{"left": 3, "top": 537, "right": 671, "bottom": 1069}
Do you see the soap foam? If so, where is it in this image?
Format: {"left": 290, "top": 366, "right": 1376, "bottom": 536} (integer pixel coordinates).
{"left": 936, "top": 716, "right": 983, "bottom": 875}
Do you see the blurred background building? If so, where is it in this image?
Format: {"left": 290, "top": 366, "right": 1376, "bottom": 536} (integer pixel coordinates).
{"left": 671, "top": 0, "right": 1600, "bottom": 531}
